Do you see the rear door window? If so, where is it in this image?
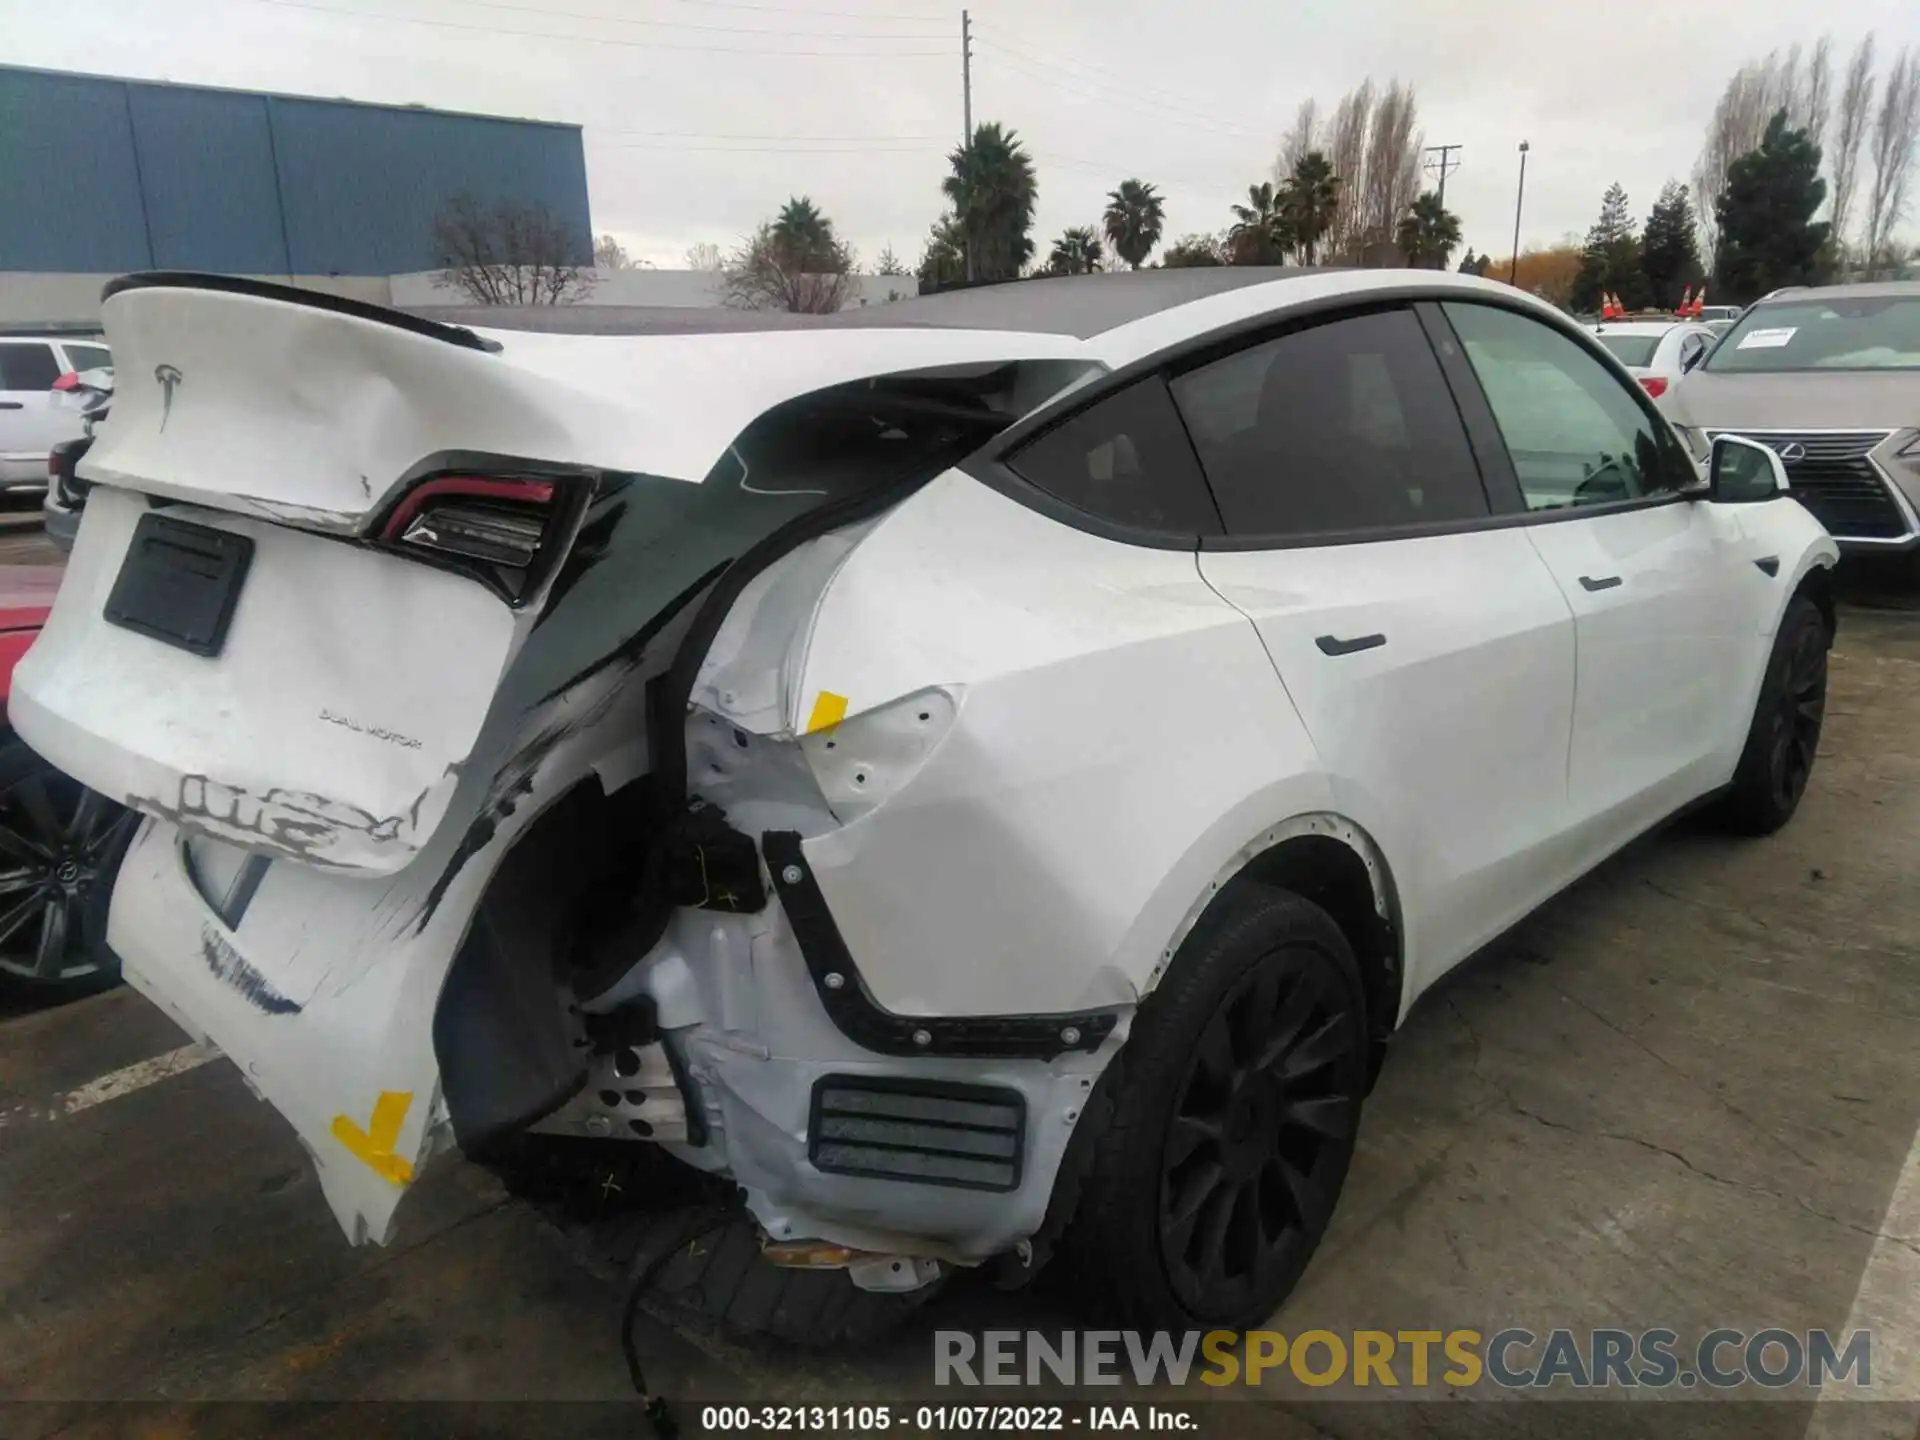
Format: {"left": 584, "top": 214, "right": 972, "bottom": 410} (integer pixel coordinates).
{"left": 1168, "top": 307, "right": 1489, "bottom": 538}
{"left": 62, "top": 343, "right": 112, "bottom": 373}
{"left": 0, "top": 343, "right": 62, "bottom": 390}
{"left": 1005, "top": 375, "right": 1222, "bottom": 535}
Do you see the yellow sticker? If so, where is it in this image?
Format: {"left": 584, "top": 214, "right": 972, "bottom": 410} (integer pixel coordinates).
{"left": 331, "top": 1090, "right": 416, "bottom": 1185}
{"left": 805, "top": 691, "right": 849, "bottom": 735}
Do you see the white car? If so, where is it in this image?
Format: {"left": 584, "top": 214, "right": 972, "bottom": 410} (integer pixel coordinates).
{"left": 14, "top": 270, "right": 1836, "bottom": 1337}
{"left": 0, "top": 333, "right": 113, "bottom": 490}
{"left": 1588, "top": 318, "right": 1722, "bottom": 399}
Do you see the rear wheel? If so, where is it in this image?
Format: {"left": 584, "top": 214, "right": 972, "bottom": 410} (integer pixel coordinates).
{"left": 0, "top": 734, "right": 138, "bottom": 999}
{"left": 1062, "top": 885, "right": 1368, "bottom": 1330}
{"left": 1717, "top": 595, "right": 1829, "bottom": 836}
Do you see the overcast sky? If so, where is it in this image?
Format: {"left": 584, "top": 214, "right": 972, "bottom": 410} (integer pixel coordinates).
{"left": 6, "top": 0, "right": 1919, "bottom": 270}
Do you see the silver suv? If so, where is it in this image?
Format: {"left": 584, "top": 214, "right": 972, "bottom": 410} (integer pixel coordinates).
{"left": 1663, "top": 281, "right": 1920, "bottom": 551}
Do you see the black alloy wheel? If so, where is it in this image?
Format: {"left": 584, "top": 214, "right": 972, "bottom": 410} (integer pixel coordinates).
{"left": 1158, "top": 946, "right": 1362, "bottom": 1319}
{"left": 0, "top": 737, "right": 137, "bottom": 996}
{"left": 1766, "top": 614, "right": 1827, "bottom": 815}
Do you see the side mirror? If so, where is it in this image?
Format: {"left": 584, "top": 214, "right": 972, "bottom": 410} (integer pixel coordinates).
{"left": 1708, "top": 434, "right": 1789, "bottom": 504}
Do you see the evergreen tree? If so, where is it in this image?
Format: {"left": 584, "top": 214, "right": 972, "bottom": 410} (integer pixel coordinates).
{"left": 1639, "top": 181, "right": 1704, "bottom": 309}
{"left": 1714, "top": 111, "right": 1832, "bottom": 303}
{"left": 1571, "top": 183, "right": 1649, "bottom": 312}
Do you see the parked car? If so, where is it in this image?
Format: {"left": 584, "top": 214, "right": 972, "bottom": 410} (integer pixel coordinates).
{"left": 1662, "top": 280, "right": 1920, "bottom": 550}
{"left": 15, "top": 270, "right": 1836, "bottom": 1335}
{"left": 0, "top": 333, "right": 111, "bottom": 491}
{"left": 1697, "top": 304, "right": 1743, "bottom": 324}
{"left": 43, "top": 367, "right": 114, "bottom": 552}
{"left": 0, "top": 565, "right": 136, "bottom": 998}
{"left": 1588, "top": 317, "right": 1722, "bottom": 398}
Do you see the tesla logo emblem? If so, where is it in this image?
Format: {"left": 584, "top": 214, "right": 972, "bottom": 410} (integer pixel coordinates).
{"left": 154, "top": 364, "right": 183, "bottom": 431}
{"left": 1776, "top": 442, "right": 1808, "bottom": 464}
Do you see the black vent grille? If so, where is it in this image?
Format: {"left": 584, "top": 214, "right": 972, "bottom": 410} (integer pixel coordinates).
{"left": 1708, "top": 430, "right": 1907, "bottom": 540}
{"left": 809, "top": 1076, "right": 1026, "bottom": 1192}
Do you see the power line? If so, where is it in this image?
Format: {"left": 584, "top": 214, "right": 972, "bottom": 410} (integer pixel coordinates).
{"left": 594, "top": 0, "right": 946, "bottom": 18}
{"left": 603, "top": 141, "right": 938, "bottom": 153}
{"left": 604, "top": 128, "right": 945, "bottom": 141}
{"left": 972, "top": 28, "right": 1258, "bottom": 136}
{"left": 441, "top": 0, "right": 949, "bottom": 39}
{"left": 243, "top": 0, "right": 953, "bottom": 54}
{"left": 971, "top": 40, "right": 1257, "bottom": 139}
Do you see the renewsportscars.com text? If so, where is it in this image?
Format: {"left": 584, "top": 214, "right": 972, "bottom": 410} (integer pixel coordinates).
{"left": 934, "top": 1328, "right": 1874, "bottom": 1391}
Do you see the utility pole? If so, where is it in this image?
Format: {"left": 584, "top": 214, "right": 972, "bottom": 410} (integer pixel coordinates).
{"left": 1424, "top": 144, "right": 1461, "bottom": 210}
{"left": 1509, "top": 141, "right": 1530, "bottom": 286}
{"left": 961, "top": 9, "right": 974, "bottom": 281}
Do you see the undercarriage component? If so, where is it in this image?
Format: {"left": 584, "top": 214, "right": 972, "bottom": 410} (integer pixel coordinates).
{"left": 809, "top": 1075, "right": 1026, "bottom": 1192}
{"left": 532, "top": 1040, "right": 697, "bottom": 1145}
{"left": 762, "top": 830, "right": 1118, "bottom": 1060}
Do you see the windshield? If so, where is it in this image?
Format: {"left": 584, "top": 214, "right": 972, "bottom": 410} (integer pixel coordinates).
{"left": 1593, "top": 334, "right": 1661, "bottom": 367}
{"left": 1705, "top": 295, "right": 1920, "bottom": 373}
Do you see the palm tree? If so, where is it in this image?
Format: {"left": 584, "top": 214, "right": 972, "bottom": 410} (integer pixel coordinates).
{"left": 1396, "top": 191, "right": 1463, "bottom": 269}
{"left": 1280, "top": 151, "right": 1341, "bottom": 265}
{"left": 1047, "top": 227, "right": 1105, "bottom": 275}
{"left": 771, "top": 196, "right": 835, "bottom": 269}
{"left": 916, "top": 211, "right": 967, "bottom": 290}
{"left": 1228, "top": 182, "right": 1292, "bottom": 265}
{"left": 1102, "top": 179, "right": 1166, "bottom": 269}
{"left": 941, "top": 123, "right": 1038, "bottom": 282}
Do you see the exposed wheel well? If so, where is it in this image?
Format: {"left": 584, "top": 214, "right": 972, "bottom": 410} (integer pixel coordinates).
{"left": 1233, "top": 833, "right": 1401, "bottom": 1086}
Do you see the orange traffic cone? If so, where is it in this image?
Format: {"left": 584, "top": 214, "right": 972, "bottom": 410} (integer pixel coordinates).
{"left": 1678, "top": 284, "right": 1692, "bottom": 316}
{"left": 1691, "top": 285, "right": 1707, "bottom": 318}
{"left": 1600, "top": 293, "right": 1614, "bottom": 319}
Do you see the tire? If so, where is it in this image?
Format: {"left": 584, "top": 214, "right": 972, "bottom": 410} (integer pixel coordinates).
{"left": 627, "top": 1201, "right": 944, "bottom": 1349}
{"left": 1716, "top": 594, "right": 1829, "bottom": 836}
{"left": 1060, "top": 884, "right": 1369, "bottom": 1331}
{"left": 0, "top": 734, "right": 138, "bottom": 1000}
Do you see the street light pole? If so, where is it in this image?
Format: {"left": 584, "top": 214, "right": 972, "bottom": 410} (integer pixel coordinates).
{"left": 1509, "top": 141, "right": 1530, "bottom": 286}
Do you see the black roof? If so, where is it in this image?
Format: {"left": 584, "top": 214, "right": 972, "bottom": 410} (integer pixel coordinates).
{"left": 407, "top": 268, "right": 1335, "bottom": 341}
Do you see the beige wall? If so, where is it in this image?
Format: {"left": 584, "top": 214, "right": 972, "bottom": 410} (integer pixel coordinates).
{"left": 0, "top": 273, "right": 394, "bottom": 327}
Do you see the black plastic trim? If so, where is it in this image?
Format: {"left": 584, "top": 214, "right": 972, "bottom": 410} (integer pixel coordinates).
{"left": 1756, "top": 555, "right": 1781, "bottom": 577}
{"left": 808, "top": 1074, "right": 1027, "bottom": 1193}
{"left": 763, "top": 831, "right": 1118, "bottom": 1060}
{"left": 100, "top": 271, "right": 504, "bottom": 354}
{"left": 1579, "top": 574, "right": 1623, "bottom": 592}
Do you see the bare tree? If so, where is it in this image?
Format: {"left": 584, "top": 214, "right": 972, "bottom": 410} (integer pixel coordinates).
{"left": 1693, "top": 43, "right": 1839, "bottom": 261}
{"left": 593, "top": 233, "right": 637, "bottom": 271}
{"left": 1804, "top": 36, "right": 1834, "bottom": 148}
{"left": 683, "top": 241, "right": 726, "bottom": 272}
{"left": 1324, "top": 80, "right": 1374, "bottom": 258}
{"left": 432, "top": 193, "right": 595, "bottom": 305}
{"left": 1359, "top": 80, "right": 1422, "bottom": 252}
{"left": 1863, "top": 46, "right": 1920, "bottom": 273}
{"left": 721, "top": 222, "right": 858, "bottom": 313}
{"left": 1276, "top": 98, "right": 1320, "bottom": 180}
{"left": 1830, "top": 35, "right": 1878, "bottom": 261}
{"left": 874, "top": 245, "right": 908, "bottom": 276}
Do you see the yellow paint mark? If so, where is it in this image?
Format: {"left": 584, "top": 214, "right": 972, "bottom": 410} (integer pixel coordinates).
{"left": 805, "top": 690, "right": 849, "bottom": 735}
{"left": 330, "top": 1090, "right": 415, "bottom": 1185}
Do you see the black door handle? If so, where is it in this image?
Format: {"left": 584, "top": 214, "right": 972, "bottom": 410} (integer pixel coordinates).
{"left": 1579, "top": 574, "right": 1623, "bottom": 592}
{"left": 1316, "top": 633, "right": 1387, "bottom": 657}
{"left": 1755, "top": 555, "right": 1780, "bottom": 577}
{"left": 0, "top": 401, "right": 23, "bottom": 410}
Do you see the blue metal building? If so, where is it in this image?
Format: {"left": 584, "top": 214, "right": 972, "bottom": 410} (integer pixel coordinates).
{"left": 0, "top": 65, "right": 592, "bottom": 275}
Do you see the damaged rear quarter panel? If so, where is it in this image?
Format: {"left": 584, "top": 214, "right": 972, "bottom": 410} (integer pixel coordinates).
{"left": 785, "top": 470, "right": 1336, "bottom": 1018}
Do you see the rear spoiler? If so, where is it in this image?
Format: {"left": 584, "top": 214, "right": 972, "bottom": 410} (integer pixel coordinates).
{"left": 102, "top": 272, "right": 504, "bottom": 356}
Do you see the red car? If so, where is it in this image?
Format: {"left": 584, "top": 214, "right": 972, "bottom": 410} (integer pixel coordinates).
{"left": 0, "top": 565, "right": 134, "bottom": 998}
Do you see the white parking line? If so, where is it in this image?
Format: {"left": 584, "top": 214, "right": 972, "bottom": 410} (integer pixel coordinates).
{"left": 0, "top": 1042, "right": 219, "bottom": 1127}
{"left": 1804, "top": 1121, "right": 1920, "bottom": 1438}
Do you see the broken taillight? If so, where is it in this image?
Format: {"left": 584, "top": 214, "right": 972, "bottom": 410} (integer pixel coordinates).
{"left": 380, "top": 476, "right": 559, "bottom": 602}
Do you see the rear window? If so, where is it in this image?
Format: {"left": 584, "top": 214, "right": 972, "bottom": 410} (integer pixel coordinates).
{"left": 0, "top": 343, "right": 62, "bottom": 390}
{"left": 1593, "top": 333, "right": 1661, "bottom": 367}
{"left": 63, "top": 344, "right": 112, "bottom": 373}
{"left": 1705, "top": 295, "right": 1920, "bottom": 373}
{"left": 1006, "top": 375, "right": 1222, "bottom": 535}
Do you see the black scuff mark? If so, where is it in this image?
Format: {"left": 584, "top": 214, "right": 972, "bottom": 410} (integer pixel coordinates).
{"left": 141, "top": 775, "right": 438, "bottom": 863}
{"left": 202, "top": 925, "right": 303, "bottom": 1016}
{"left": 532, "top": 499, "right": 627, "bottom": 625}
